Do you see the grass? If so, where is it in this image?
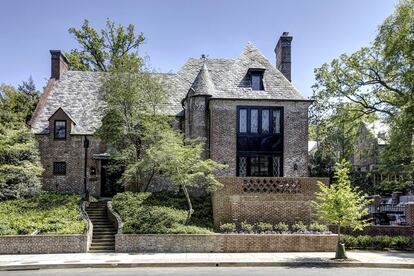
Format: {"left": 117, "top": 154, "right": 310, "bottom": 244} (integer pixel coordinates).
{"left": 112, "top": 191, "right": 214, "bottom": 234}
{"left": 0, "top": 192, "right": 86, "bottom": 235}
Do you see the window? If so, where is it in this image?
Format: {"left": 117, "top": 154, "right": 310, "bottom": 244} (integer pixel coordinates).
{"left": 250, "top": 156, "right": 269, "bottom": 176}
{"left": 237, "top": 155, "right": 282, "bottom": 177}
{"left": 54, "top": 120, "right": 66, "bottom": 139}
{"left": 239, "top": 109, "right": 247, "bottom": 133}
{"left": 251, "top": 74, "right": 263, "bottom": 90}
{"left": 53, "top": 162, "right": 66, "bottom": 175}
{"left": 273, "top": 109, "right": 281, "bottom": 134}
{"left": 250, "top": 109, "right": 258, "bottom": 133}
{"left": 262, "top": 109, "right": 270, "bottom": 134}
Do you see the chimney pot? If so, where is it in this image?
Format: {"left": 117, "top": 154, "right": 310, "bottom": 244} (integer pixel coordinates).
{"left": 275, "top": 32, "right": 293, "bottom": 81}
{"left": 50, "top": 50, "right": 69, "bottom": 80}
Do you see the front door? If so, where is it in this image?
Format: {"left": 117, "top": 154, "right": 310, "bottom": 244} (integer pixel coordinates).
{"left": 100, "top": 160, "right": 113, "bottom": 197}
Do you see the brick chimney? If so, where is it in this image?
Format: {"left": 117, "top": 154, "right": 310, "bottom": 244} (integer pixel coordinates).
{"left": 50, "top": 50, "right": 69, "bottom": 80}
{"left": 275, "top": 32, "right": 292, "bottom": 81}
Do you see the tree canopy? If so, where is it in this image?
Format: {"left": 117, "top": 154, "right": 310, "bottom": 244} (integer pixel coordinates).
{"left": 310, "top": 0, "right": 414, "bottom": 180}
{"left": 66, "top": 19, "right": 145, "bottom": 71}
{"left": 0, "top": 78, "right": 43, "bottom": 200}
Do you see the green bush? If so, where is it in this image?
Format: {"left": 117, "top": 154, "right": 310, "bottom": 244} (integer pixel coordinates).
{"left": 219, "top": 223, "right": 236, "bottom": 233}
{"left": 112, "top": 191, "right": 213, "bottom": 234}
{"left": 240, "top": 221, "right": 254, "bottom": 233}
{"left": 291, "top": 221, "right": 307, "bottom": 233}
{"left": 356, "top": 235, "right": 372, "bottom": 248}
{"left": 274, "top": 222, "right": 289, "bottom": 233}
{"left": 0, "top": 192, "right": 85, "bottom": 235}
{"left": 256, "top": 222, "right": 273, "bottom": 233}
{"left": 343, "top": 235, "right": 358, "bottom": 248}
{"left": 391, "top": 236, "right": 412, "bottom": 249}
{"left": 344, "top": 235, "right": 412, "bottom": 250}
{"left": 309, "top": 222, "right": 328, "bottom": 232}
{"left": 372, "top": 235, "right": 393, "bottom": 249}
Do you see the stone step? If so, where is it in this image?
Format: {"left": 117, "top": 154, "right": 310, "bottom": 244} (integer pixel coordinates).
{"left": 89, "top": 249, "right": 115, "bottom": 253}
{"left": 92, "top": 238, "right": 115, "bottom": 242}
{"left": 93, "top": 234, "right": 116, "bottom": 239}
{"left": 89, "top": 245, "right": 115, "bottom": 251}
{"left": 91, "top": 241, "right": 115, "bottom": 246}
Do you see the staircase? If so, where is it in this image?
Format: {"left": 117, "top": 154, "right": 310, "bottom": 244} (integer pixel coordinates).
{"left": 86, "top": 201, "right": 116, "bottom": 253}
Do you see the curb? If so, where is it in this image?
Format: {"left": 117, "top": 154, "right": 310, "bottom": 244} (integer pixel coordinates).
{"left": 2, "top": 261, "right": 414, "bottom": 271}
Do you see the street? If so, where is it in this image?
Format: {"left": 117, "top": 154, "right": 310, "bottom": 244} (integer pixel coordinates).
{"left": 0, "top": 267, "right": 412, "bottom": 276}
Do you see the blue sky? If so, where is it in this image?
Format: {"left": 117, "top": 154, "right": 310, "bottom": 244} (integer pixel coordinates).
{"left": 0, "top": 0, "right": 399, "bottom": 98}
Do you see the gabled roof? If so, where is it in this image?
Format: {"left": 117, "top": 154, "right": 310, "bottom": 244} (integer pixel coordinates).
{"left": 31, "top": 42, "right": 308, "bottom": 135}
{"left": 48, "top": 107, "right": 77, "bottom": 124}
{"left": 364, "top": 121, "right": 389, "bottom": 145}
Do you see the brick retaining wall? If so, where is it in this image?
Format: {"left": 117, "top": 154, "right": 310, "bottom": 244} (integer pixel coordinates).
{"left": 212, "top": 177, "right": 328, "bottom": 226}
{"left": 115, "top": 234, "right": 337, "bottom": 253}
{"left": 329, "top": 225, "right": 414, "bottom": 237}
{"left": 0, "top": 235, "right": 87, "bottom": 254}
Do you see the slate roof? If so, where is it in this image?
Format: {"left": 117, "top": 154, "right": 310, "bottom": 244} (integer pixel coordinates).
{"left": 31, "top": 42, "right": 307, "bottom": 135}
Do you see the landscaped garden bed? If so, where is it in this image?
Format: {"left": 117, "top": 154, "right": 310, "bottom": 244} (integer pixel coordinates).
{"left": 0, "top": 192, "right": 85, "bottom": 235}
{"left": 112, "top": 191, "right": 214, "bottom": 234}
{"left": 343, "top": 235, "right": 413, "bottom": 251}
{"left": 0, "top": 192, "right": 89, "bottom": 254}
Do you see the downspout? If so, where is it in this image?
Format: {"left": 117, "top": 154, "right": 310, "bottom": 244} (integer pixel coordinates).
{"left": 83, "top": 135, "right": 90, "bottom": 201}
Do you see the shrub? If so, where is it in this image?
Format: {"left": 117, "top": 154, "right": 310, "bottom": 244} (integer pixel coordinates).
{"left": 391, "top": 236, "right": 412, "bottom": 249}
{"left": 343, "top": 235, "right": 358, "bottom": 248}
{"left": 112, "top": 191, "right": 214, "bottom": 234}
{"left": 240, "top": 221, "right": 254, "bottom": 233}
{"left": 0, "top": 192, "right": 85, "bottom": 235}
{"left": 274, "top": 222, "right": 289, "bottom": 233}
{"left": 309, "top": 222, "right": 328, "bottom": 232}
{"left": 356, "top": 235, "right": 372, "bottom": 248}
{"left": 219, "top": 223, "right": 236, "bottom": 233}
{"left": 291, "top": 221, "right": 307, "bottom": 233}
{"left": 256, "top": 222, "right": 273, "bottom": 233}
{"left": 345, "top": 235, "right": 412, "bottom": 250}
{"left": 372, "top": 235, "right": 393, "bottom": 249}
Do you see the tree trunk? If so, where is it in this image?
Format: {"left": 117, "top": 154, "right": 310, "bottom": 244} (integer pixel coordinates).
{"left": 182, "top": 186, "right": 193, "bottom": 225}
{"left": 143, "top": 169, "right": 155, "bottom": 192}
{"left": 335, "top": 224, "right": 347, "bottom": 259}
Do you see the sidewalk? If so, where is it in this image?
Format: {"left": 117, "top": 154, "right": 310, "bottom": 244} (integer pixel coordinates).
{"left": 1, "top": 251, "right": 414, "bottom": 271}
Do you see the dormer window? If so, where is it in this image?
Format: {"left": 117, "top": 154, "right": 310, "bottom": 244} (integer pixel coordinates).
{"left": 54, "top": 120, "right": 66, "bottom": 139}
{"left": 248, "top": 69, "right": 265, "bottom": 90}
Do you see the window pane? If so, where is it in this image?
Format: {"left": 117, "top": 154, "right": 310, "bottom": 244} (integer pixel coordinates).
{"left": 250, "top": 157, "right": 259, "bottom": 176}
{"left": 251, "top": 75, "right": 261, "bottom": 90}
{"left": 55, "top": 121, "right": 66, "bottom": 139}
{"left": 250, "top": 109, "right": 258, "bottom": 133}
{"left": 53, "top": 162, "right": 66, "bottom": 175}
{"left": 272, "top": 109, "right": 281, "bottom": 134}
{"left": 272, "top": 156, "right": 281, "bottom": 176}
{"left": 239, "top": 109, "right": 247, "bottom": 133}
{"left": 239, "top": 157, "right": 247, "bottom": 177}
{"left": 262, "top": 110, "right": 269, "bottom": 134}
{"left": 259, "top": 156, "right": 269, "bottom": 176}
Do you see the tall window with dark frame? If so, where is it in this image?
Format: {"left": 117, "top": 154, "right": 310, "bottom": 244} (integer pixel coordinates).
{"left": 53, "top": 162, "right": 66, "bottom": 175}
{"left": 237, "top": 106, "right": 283, "bottom": 177}
{"left": 249, "top": 70, "right": 264, "bottom": 91}
{"left": 54, "top": 120, "right": 66, "bottom": 139}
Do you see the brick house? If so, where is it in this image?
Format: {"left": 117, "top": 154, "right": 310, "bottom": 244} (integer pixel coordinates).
{"left": 352, "top": 121, "right": 389, "bottom": 172}
{"left": 30, "top": 32, "right": 312, "bottom": 197}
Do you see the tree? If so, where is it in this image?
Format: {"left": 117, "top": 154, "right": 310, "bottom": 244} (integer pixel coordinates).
{"left": 0, "top": 124, "right": 44, "bottom": 200}
{"left": 0, "top": 77, "right": 40, "bottom": 125}
{"left": 124, "top": 128, "right": 226, "bottom": 223}
{"left": 66, "top": 19, "right": 145, "bottom": 71}
{"left": 311, "top": 0, "right": 414, "bottom": 184}
{"left": 312, "top": 161, "right": 372, "bottom": 259}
